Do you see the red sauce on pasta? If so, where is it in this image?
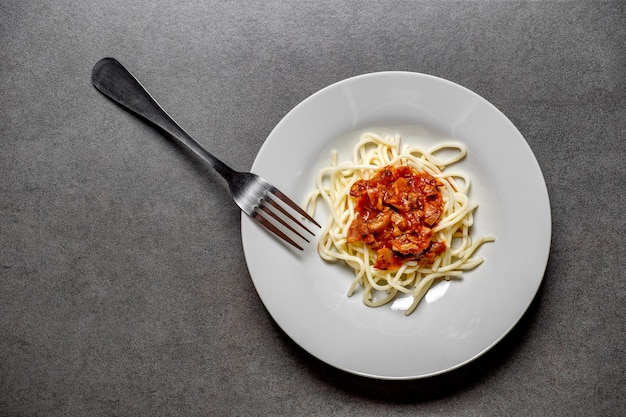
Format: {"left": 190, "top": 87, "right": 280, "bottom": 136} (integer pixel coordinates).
{"left": 346, "top": 165, "right": 447, "bottom": 270}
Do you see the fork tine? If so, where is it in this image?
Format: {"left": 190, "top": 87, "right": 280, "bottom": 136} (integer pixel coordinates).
{"left": 258, "top": 201, "right": 310, "bottom": 242}
{"left": 251, "top": 210, "right": 304, "bottom": 251}
{"left": 270, "top": 188, "right": 321, "bottom": 228}
{"left": 265, "top": 198, "right": 315, "bottom": 236}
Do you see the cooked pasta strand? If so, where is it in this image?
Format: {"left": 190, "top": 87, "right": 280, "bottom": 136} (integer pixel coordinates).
{"left": 304, "top": 133, "right": 495, "bottom": 315}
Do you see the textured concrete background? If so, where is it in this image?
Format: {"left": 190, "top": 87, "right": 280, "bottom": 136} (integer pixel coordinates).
{"left": 1, "top": 1, "right": 624, "bottom": 416}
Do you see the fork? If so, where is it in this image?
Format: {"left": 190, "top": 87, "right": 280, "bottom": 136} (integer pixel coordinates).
{"left": 91, "top": 57, "right": 320, "bottom": 250}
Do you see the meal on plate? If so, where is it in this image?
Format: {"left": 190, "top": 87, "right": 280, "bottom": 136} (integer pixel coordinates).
{"left": 304, "top": 132, "right": 495, "bottom": 315}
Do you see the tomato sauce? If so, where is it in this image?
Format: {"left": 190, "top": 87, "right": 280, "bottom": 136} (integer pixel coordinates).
{"left": 346, "top": 165, "right": 447, "bottom": 270}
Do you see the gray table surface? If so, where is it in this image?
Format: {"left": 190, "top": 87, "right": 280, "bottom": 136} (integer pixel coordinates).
{"left": 1, "top": 1, "right": 624, "bottom": 416}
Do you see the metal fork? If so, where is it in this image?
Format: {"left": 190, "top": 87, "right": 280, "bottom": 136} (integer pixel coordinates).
{"left": 91, "top": 57, "right": 320, "bottom": 250}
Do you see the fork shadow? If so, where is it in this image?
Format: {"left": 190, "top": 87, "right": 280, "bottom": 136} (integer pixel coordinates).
{"left": 271, "top": 274, "right": 546, "bottom": 403}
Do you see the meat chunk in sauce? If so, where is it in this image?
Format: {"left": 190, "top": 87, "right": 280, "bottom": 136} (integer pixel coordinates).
{"left": 346, "top": 165, "right": 446, "bottom": 270}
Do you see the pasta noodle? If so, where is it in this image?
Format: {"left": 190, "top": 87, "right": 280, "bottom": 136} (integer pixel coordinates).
{"left": 304, "top": 132, "right": 495, "bottom": 315}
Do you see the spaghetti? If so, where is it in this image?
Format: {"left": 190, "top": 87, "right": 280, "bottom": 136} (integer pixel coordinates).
{"left": 304, "top": 132, "right": 495, "bottom": 315}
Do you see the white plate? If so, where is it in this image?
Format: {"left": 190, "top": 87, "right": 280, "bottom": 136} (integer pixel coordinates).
{"left": 241, "top": 72, "right": 551, "bottom": 379}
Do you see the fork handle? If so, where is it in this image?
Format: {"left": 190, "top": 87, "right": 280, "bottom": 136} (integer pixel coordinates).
{"left": 91, "top": 57, "right": 236, "bottom": 181}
